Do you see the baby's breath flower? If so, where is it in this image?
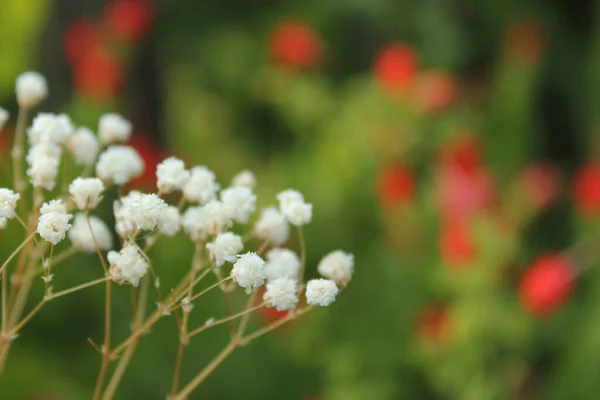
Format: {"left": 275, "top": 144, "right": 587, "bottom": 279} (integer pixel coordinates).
{"left": 263, "top": 277, "right": 299, "bottom": 311}
{"left": 231, "top": 170, "right": 256, "bottom": 188}
{"left": 114, "top": 191, "right": 142, "bottom": 238}
{"left": 317, "top": 250, "right": 354, "bottom": 286}
{"left": 27, "top": 156, "right": 59, "bottom": 190}
{"left": 182, "top": 206, "right": 204, "bottom": 241}
{"left": 206, "top": 232, "right": 243, "bottom": 267}
{"left": 264, "top": 248, "right": 301, "bottom": 281}
{"left": 65, "top": 127, "right": 99, "bottom": 166}
{"left": 28, "top": 113, "right": 73, "bottom": 145}
{"left": 40, "top": 199, "right": 68, "bottom": 215}
{"left": 199, "top": 200, "right": 232, "bottom": 237}
{"left": 16, "top": 72, "right": 47, "bottom": 108}
{"left": 0, "top": 108, "right": 9, "bottom": 130}
{"left": 254, "top": 207, "right": 289, "bottom": 245}
{"left": 183, "top": 166, "right": 219, "bottom": 204}
{"left": 69, "top": 177, "right": 105, "bottom": 210}
{"left": 98, "top": 113, "right": 132, "bottom": 144}
{"left": 96, "top": 145, "right": 144, "bottom": 185}
{"left": 128, "top": 193, "right": 169, "bottom": 231}
{"left": 221, "top": 186, "right": 256, "bottom": 223}
{"left": 37, "top": 211, "right": 73, "bottom": 245}
{"left": 277, "top": 189, "right": 313, "bottom": 226}
{"left": 156, "top": 157, "right": 190, "bottom": 194}
{"left": 158, "top": 206, "right": 181, "bottom": 237}
{"left": 68, "top": 213, "right": 113, "bottom": 252}
{"left": 231, "top": 252, "right": 266, "bottom": 294}
{"left": 305, "top": 279, "right": 339, "bottom": 306}
{"left": 26, "top": 142, "right": 62, "bottom": 164}
{"left": 107, "top": 245, "right": 149, "bottom": 287}
{"left": 0, "top": 189, "right": 20, "bottom": 219}
{"left": 276, "top": 189, "right": 304, "bottom": 210}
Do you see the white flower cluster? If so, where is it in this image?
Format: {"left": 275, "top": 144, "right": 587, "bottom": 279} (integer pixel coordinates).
{"left": 37, "top": 199, "right": 72, "bottom": 245}
{"left": 108, "top": 245, "right": 148, "bottom": 287}
{"left": 0, "top": 189, "right": 20, "bottom": 228}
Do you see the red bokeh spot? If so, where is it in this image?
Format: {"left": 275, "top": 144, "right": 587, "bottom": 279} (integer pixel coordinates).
{"left": 74, "top": 45, "right": 123, "bottom": 99}
{"left": 63, "top": 19, "right": 102, "bottom": 64}
{"left": 439, "top": 221, "right": 475, "bottom": 267}
{"left": 520, "top": 163, "right": 560, "bottom": 211}
{"left": 269, "top": 20, "right": 322, "bottom": 70}
{"left": 505, "top": 19, "right": 546, "bottom": 64}
{"left": 105, "top": 0, "right": 154, "bottom": 43}
{"left": 414, "top": 71, "right": 458, "bottom": 113}
{"left": 374, "top": 43, "right": 418, "bottom": 93}
{"left": 519, "top": 254, "right": 574, "bottom": 316}
{"left": 417, "top": 304, "right": 450, "bottom": 343}
{"left": 439, "top": 135, "right": 482, "bottom": 174}
{"left": 573, "top": 162, "right": 600, "bottom": 215}
{"left": 377, "top": 162, "right": 415, "bottom": 207}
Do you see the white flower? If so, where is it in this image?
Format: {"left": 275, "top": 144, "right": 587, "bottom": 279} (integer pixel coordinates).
{"left": 26, "top": 142, "right": 62, "bottom": 165}
{"left": 27, "top": 156, "right": 59, "bottom": 190}
{"left": 114, "top": 191, "right": 142, "bottom": 238}
{"left": 317, "top": 250, "right": 354, "bottom": 285}
{"left": 158, "top": 206, "right": 181, "bottom": 236}
{"left": 254, "top": 207, "right": 289, "bottom": 245}
{"left": 0, "top": 189, "right": 20, "bottom": 219}
{"left": 107, "top": 245, "right": 149, "bottom": 287}
{"left": 263, "top": 277, "right": 298, "bottom": 311}
{"left": 37, "top": 212, "right": 73, "bottom": 245}
{"left": 277, "top": 189, "right": 313, "bottom": 226}
{"left": 305, "top": 279, "right": 338, "bottom": 306}
{"left": 127, "top": 193, "right": 169, "bottom": 231}
{"left": 96, "top": 145, "right": 144, "bottom": 185}
{"left": 206, "top": 232, "right": 243, "bottom": 267}
{"left": 40, "top": 199, "right": 67, "bottom": 215}
{"left": 65, "top": 127, "right": 99, "bottom": 166}
{"left": 28, "top": 113, "right": 73, "bottom": 145}
{"left": 264, "top": 248, "right": 301, "bottom": 281}
{"left": 0, "top": 108, "right": 8, "bottom": 130}
{"left": 69, "top": 177, "right": 105, "bottom": 210}
{"left": 98, "top": 113, "right": 132, "bottom": 144}
{"left": 221, "top": 186, "right": 256, "bottom": 223}
{"left": 231, "top": 170, "right": 256, "bottom": 188}
{"left": 231, "top": 252, "right": 266, "bottom": 294}
{"left": 16, "top": 72, "right": 48, "bottom": 108}
{"left": 157, "top": 157, "right": 189, "bottom": 193}
{"left": 68, "top": 213, "right": 113, "bottom": 252}
{"left": 199, "top": 200, "right": 232, "bottom": 237}
{"left": 182, "top": 206, "right": 204, "bottom": 241}
{"left": 183, "top": 166, "right": 219, "bottom": 204}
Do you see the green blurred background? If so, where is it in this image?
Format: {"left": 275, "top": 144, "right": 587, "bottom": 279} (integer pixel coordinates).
{"left": 2, "top": 0, "right": 600, "bottom": 399}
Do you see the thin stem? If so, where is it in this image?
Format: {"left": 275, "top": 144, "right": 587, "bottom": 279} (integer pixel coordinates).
{"left": 1, "top": 264, "right": 6, "bottom": 335}
{"left": 171, "top": 276, "right": 232, "bottom": 311}
{"left": 0, "top": 232, "right": 36, "bottom": 275}
{"left": 235, "top": 291, "right": 257, "bottom": 339}
{"left": 92, "top": 280, "right": 112, "bottom": 400}
{"left": 87, "top": 213, "right": 109, "bottom": 273}
{"left": 188, "top": 303, "right": 265, "bottom": 338}
{"left": 8, "top": 300, "right": 46, "bottom": 335}
{"left": 49, "top": 277, "right": 109, "bottom": 301}
{"left": 12, "top": 106, "right": 28, "bottom": 198}
{"left": 170, "top": 342, "right": 185, "bottom": 396}
{"left": 241, "top": 306, "right": 313, "bottom": 344}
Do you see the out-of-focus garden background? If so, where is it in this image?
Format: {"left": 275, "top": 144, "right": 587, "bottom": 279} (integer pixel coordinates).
{"left": 2, "top": 0, "right": 600, "bottom": 399}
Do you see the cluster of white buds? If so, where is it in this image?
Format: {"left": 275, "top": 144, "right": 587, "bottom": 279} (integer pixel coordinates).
{"left": 37, "top": 199, "right": 72, "bottom": 245}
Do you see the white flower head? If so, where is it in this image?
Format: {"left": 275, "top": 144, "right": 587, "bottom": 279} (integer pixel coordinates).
{"left": 183, "top": 166, "right": 220, "bottom": 204}
{"left": 157, "top": 157, "right": 190, "bottom": 194}
{"left": 206, "top": 232, "right": 243, "bottom": 267}
{"left": 27, "top": 156, "right": 59, "bottom": 190}
{"left": 277, "top": 189, "right": 313, "bottom": 226}
{"left": 231, "top": 252, "right": 266, "bottom": 294}
{"left": 317, "top": 250, "right": 354, "bottom": 286}
{"left": 26, "top": 142, "right": 62, "bottom": 165}
{"left": 40, "top": 199, "right": 68, "bottom": 216}
{"left": 114, "top": 191, "right": 142, "bottom": 238}
{"left": 254, "top": 207, "right": 289, "bottom": 246}
{"left": 37, "top": 212, "right": 73, "bottom": 245}
{"left": 128, "top": 193, "right": 169, "bottom": 231}
{"left": 199, "top": 200, "right": 232, "bottom": 237}
{"left": 0, "top": 189, "right": 20, "bottom": 219}
{"left": 264, "top": 248, "right": 301, "bottom": 281}
{"left": 107, "top": 245, "right": 149, "bottom": 287}
{"left": 65, "top": 127, "right": 99, "bottom": 166}
{"left": 231, "top": 170, "right": 256, "bottom": 188}
{"left": 16, "top": 72, "right": 48, "bottom": 108}
{"left": 277, "top": 189, "right": 304, "bottom": 209}
{"left": 69, "top": 177, "right": 105, "bottom": 210}
{"left": 96, "top": 145, "right": 144, "bottom": 185}
{"left": 0, "top": 108, "right": 9, "bottom": 130}
{"left": 221, "top": 186, "right": 256, "bottom": 223}
{"left": 68, "top": 213, "right": 113, "bottom": 252}
{"left": 159, "top": 206, "right": 181, "bottom": 237}
{"left": 28, "top": 113, "right": 73, "bottom": 145}
{"left": 263, "top": 277, "right": 299, "bottom": 311}
{"left": 305, "top": 279, "right": 339, "bottom": 307}
{"left": 182, "top": 206, "right": 204, "bottom": 242}
{"left": 98, "top": 113, "right": 132, "bottom": 144}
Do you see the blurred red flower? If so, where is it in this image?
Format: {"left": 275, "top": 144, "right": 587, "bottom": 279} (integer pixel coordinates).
{"left": 74, "top": 45, "right": 123, "bottom": 99}
{"left": 269, "top": 20, "right": 322, "bottom": 70}
{"left": 374, "top": 43, "right": 418, "bottom": 93}
{"left": 127, "top": 134, "right": 166, "bottom": 191}
{"left": 62, "top": 19, "right": 101, "bottom": 64}
{"left": 520, "top": 163, "right": 560, "bottom": 211}
{"left": 377, "top": 162, "right": 415, "bottom": 207}
{"left": 519, "top": 254, "right": 574, "bottom": 316}
{"left": 439, "top": 221, "right": 475, "bottom": 266}
{"left": 417, "top": 304, "right": 450, "bottom": 343}
{"left": 505, "top": 19, "right": 546, "bottom": 64}
{"left": 105, "top": 0, "right": 154, "bottom": 43}
{"left": 573, "top": 162, "right": 600, "bottom": 215}
{"left": 439, "top": 135, "right": 482, "bottom": 174}
{"left": 414, "top": 71, "right": 458, "bottom": 113}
